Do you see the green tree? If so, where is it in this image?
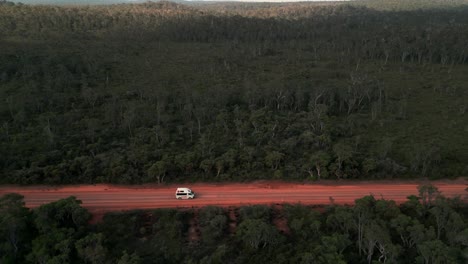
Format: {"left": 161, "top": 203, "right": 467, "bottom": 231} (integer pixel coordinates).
{"left": 27, "top": 228, "right": 75, "bottom": 264}
{"left": 313, "top": 234, "right": 351, "bottom": 264}
{"left": 236, "top": 219, "right": 282, "bottom": 250}
{"left": 417, "top": 240, "right": 455, "bottom": 264}
{"left": 117, "top": 250, "right": 141, "bottom": 264}
{"left": 363, "top": 221, "right": 400, "bottom": 264}
{"left": 34, "top": 196, "right": 90, "bottom": 232}
{"left": 199, "top": 206, "right": 227, "bottom": 246}
{"left": 214, "top": 158, "right": 225, "bottom": 178}
{"left": 151, "top": 209, "right": 187, "bottom": 262}
{"left": 0, "top": 193, "right": 32, "bottom": 263}
{"left": 305, "top": 151, "right": 331, "bottom": 180}
{"left": 199, "top": 158, "right": 214, "bottom": 176}
{"left": 400, "top": 195, "right": 425, "bottom": 219}
{"left": 332, "top": 142, "right": 353, "bottom": 178}
{"left": 25, "top": 197, "right": 91, "bottom": 263}
{"left": 75, "top": 233, "right": 107, "bottom": 264}
{"left": 353, "top": 196, "right": 377, "bottom": 256}
{"left": 265, "top": 151, "right": 284, "bottom": 170}
{"left": 391, "top": 214, "right": 418, "bottom": 248}
{"left": 286, "top": 205, "right": 322, "bottom": 241}
{"left": 239, "top": 205, "right": 271, "bottom": 222}
{"left": 147, "top": 160, "right": 168, "bottom": 184}
{"left": 199, "top": 244, "right": 227, "bottom": 264}
{"left": 418, "top": 184, "right": 440, "bottom": 209}
{"left": 326, "top": 206, "right": 354, "bottom": 236}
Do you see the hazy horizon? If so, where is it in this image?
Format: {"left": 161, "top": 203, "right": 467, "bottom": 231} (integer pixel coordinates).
{"left": 11, "top": 0, "right": 352, "bottom": 5}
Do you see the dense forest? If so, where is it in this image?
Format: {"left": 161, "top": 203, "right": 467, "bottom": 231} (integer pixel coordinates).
{"left": 1, "top": 185, "right": 467, "bottom": 263}
{"left": 1, "top": 0, "right": 468, "bottom": 184}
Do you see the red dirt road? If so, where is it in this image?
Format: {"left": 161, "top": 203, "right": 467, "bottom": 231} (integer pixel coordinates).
{"left": 1, "top": 180, "right": 466, "bottom": 217}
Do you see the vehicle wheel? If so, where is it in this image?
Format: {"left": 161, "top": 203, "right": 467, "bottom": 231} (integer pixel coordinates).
{"left": 177, "top": 197, "right": 181, "bottom": 200}
{"left": 189, "top": 197, "right": 193, "bottom": 199}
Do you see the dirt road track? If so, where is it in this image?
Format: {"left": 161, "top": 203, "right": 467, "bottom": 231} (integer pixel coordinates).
{"left": 1, "top": 180, "right": 466, "bottom": 219}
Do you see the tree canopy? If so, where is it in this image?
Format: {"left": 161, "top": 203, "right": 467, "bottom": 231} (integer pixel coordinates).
{"left": 1, "top": 185, "right": 467, "bottom": 263}
{"left": 1, "top": 0, "right": 467, "bottom": 185}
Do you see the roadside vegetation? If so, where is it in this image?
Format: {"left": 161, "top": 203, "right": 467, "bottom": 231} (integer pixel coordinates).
{"left": 1, "top": 185, "right": 467, "bottom": 263}
{"left": 1, "top": 0, "right": 468, "bottom": 185}
{"left": 1, "top": 0, "right": 466, "bottom": 262}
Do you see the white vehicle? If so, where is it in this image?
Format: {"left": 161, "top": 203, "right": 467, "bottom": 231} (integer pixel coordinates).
{"left": 175, "top": 187, "right": 195, "bottom": 199}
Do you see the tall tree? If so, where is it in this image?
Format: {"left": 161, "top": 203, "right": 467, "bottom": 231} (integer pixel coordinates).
{"left": 75, "top": 233, "right": 107, "bottom": 264}
{"left": 0, "top": 193, "right": 32, "bottom": 263}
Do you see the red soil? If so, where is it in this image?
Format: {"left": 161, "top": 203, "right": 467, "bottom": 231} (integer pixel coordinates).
{"left": 1, "top": 179, "right": 466, "bottom": 224}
